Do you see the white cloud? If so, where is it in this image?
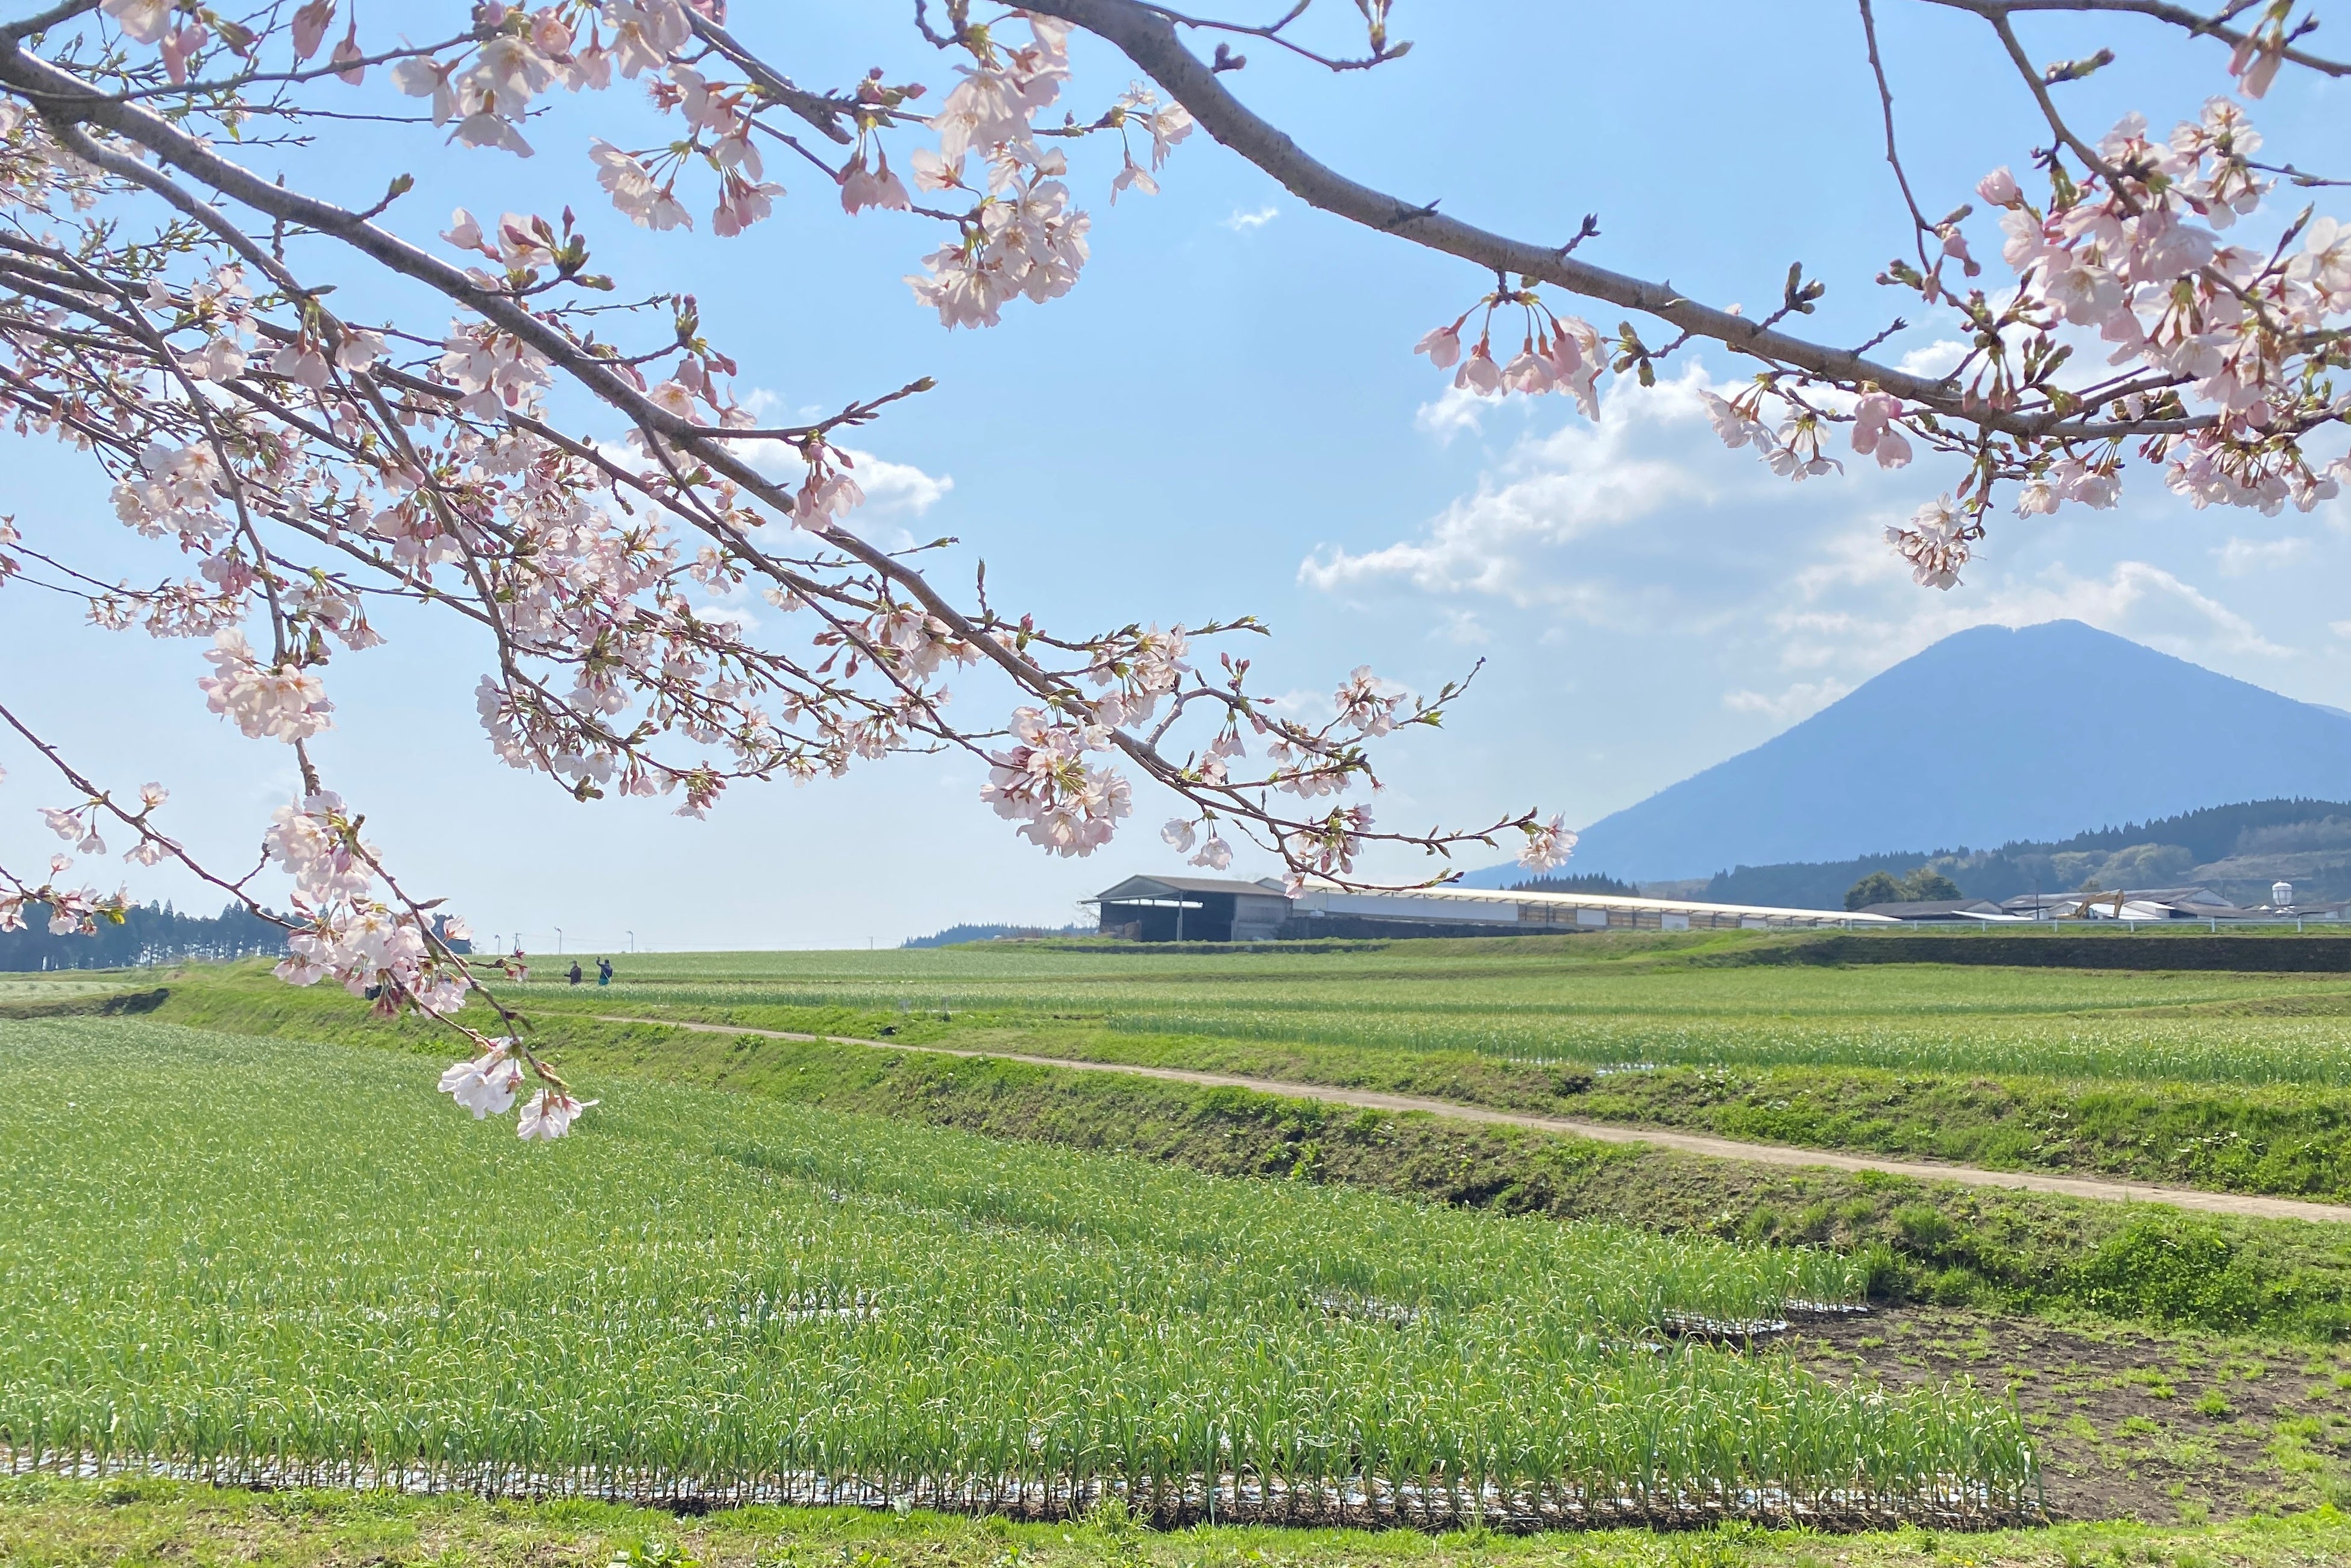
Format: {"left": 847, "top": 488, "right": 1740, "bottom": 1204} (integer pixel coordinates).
{"left": 730, "top": 390, "right": 954, "bottom": 524}
{"left": 1968, "top": 561, "right": 2288, "bottom": 660}
{"left": 1303, "top": 365, "right": 1742, "bottom": 611}
{"left": 842, "top": 448, "right": 954, "bottom": 515}
{"left": 2213, "top": 534, "right": 2312, "bottom": 575}
{"left": 695, "top": 603, "right": 760, "bottom": 635}
{"left": 1762, "top": 560, "right": 2289, "bottom": 676}
{"left": 1722, "top": 679, "right": 1854, "bottom": 722}
{"left": 1435, "top": 607, "right": 1490, "bottom": 644}
{"left": 1222, "top": 204, "right": 1279, "bottom": 231}
{"left": 1413, "top": 384, "right": 1491, "bottom": 442}
{"left": 1896, "top": 339, "right": 1968, "bottom": 377}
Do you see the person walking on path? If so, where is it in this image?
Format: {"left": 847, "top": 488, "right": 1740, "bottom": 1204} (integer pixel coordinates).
{"left": 567, "top": 961, "right": 584, "bottom": 986}
{"left": 597, "top": 958, "right": 614, "bottom": 986}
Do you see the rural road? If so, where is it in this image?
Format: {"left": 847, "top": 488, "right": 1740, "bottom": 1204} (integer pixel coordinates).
{"left": 598, "top": 1013, "right": 2351, "bottom": 1224}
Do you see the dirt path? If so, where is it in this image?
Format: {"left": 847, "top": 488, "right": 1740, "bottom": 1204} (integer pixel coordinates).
{"left": 597, "top": 1013, "right": 2351, "bottom": 1224}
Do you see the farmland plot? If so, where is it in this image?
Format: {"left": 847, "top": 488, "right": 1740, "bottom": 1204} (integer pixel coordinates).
{"left": 0, "top": 1017, "right": 2036, "bottom": 1532}
{"left": 529, "top": 943, "right": 2351, "bottom": 1087}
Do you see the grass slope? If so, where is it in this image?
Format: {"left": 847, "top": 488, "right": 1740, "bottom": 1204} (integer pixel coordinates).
{"left": 7, "top": 1479, "right": 2351, "bottom": 1568}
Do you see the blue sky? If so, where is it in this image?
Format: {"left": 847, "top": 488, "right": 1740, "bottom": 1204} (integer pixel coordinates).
{"left": 3, "top": 3, "right": 2347, "bottom": 949}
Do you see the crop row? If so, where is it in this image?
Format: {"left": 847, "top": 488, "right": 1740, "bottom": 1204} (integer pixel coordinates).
{"left": 1101, "top": 1007, "right": 2351, "bottom": 1086}
{"left": 0, "top": 1019, "right": 2038, "bottom": 1529}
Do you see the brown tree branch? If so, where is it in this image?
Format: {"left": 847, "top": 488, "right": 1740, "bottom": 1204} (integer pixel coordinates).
{"left": 1017, "top": 0, "right": 2211, "bottom": 441}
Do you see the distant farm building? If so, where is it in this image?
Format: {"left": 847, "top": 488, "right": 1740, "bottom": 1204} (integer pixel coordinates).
{"left": 1855, "top": 898, "right": 2015, "bottom": 922}
{"left": 1090, "top": 875, "right": 1891, "bottom": 943}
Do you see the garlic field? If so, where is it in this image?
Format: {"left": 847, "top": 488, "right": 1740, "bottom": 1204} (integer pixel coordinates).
{"left": 0, "top": 1016, "right": 2036, "bottom": 1530}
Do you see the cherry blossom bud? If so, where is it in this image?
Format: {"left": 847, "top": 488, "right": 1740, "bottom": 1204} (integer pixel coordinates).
{"left": 1976, "top": 166, "right": 2022, "bottom": 207}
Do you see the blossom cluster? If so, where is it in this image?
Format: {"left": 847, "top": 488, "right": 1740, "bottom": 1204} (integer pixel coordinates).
{"left": 1686, "top": 89, "right": 2350, "bottom": 587}
{"left": 981, "top": 706, "right": 1133, "bottom": 857}
{"left": 265, "top": 791, "right": 480, "bottom": 1021}
{"left": 439, "top": 1038, "right": 594, "bottom": 1139}
{"left": 1414, "top": 297, "right": 1605, "bottom": 417}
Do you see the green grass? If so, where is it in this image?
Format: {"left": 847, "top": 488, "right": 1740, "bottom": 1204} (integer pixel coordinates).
{"left": 8, "top": 1477, "right": 2350, "bottom": 1568}
{"left": 0, "top": 1016, "right": 2036, "bottom": 1531}
{"left": 415, "top": 939, "right": 2351, "bottom": 1203}
{"left": 121, "top": 971, "right": 2351, "bottom": 1341}
{"left": 511, "top": 938, "right": 2351, "bottom": 1088}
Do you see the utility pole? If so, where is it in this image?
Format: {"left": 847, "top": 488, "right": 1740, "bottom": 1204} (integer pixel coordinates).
{"left": 555, "top": 926, "right": 564, "bottom": 954}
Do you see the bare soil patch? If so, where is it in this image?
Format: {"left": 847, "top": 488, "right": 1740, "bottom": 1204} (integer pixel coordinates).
{"left": 1792, "top": 1305, "right": 2351, "bottom": 1523}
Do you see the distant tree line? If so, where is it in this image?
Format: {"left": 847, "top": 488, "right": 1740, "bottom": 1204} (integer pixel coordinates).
{"left": 1842, "top": 867, "right": 1964, "bottom": 911}
{"left": 1, "top": 902, "right": 475, "bottom": 971}
{"left": 1508, "top": 872, "right": 1639, "bottom": 897}
{"left": 0, "top": 902, "right": 288, "bottom": 971}
{"left": 902, "top": 921, "right": 1093, "bottom": 949}
{"left": 1696, "top": 799, "right": 2351, "bottom": 912}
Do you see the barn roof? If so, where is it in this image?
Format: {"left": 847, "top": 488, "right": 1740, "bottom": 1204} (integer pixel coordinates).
{"left": 1091, "top": 875, "right": 1288, "bottom": 902}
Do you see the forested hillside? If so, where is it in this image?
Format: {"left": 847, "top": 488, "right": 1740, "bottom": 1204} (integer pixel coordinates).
{"left": 1701, "top": 799, "right": 2351, "bottom": 909}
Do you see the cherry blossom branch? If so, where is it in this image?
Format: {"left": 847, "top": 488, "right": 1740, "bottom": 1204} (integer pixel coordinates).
{"left": 1922, "top": 0, "right": 2350, "bottom": 80}
{"left": 1019, "top": 0, "right": 2152, "bottom": 440}
{"left": 1144, "top": 1, "right": 1410, "bottom": 73}
{"left": 682, "top": 11, "right": 858, "bottom": 143}
{"left": 0, "top": 699, "right": 278, "bottom": 919}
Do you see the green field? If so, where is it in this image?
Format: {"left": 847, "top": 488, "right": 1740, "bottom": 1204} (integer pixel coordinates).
{"left": 0, "top": 1017, "right": 2035, "bottom": 1531}
{"left": 23, "top": 933, "right": 2351, "bottom": 1552}
{"left": 512, "top": 937, "right": 2351, "bottom": 1087}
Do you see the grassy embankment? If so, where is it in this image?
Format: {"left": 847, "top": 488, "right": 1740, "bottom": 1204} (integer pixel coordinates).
{"left": 95, "top": 960, "right": 2351, "bottom": 1341}
{"left": 7, "top": 1477, "right": 2350, "bottom": 1568}
{"left": 480, "top": 936, "right": 2351, "bottom": 1202}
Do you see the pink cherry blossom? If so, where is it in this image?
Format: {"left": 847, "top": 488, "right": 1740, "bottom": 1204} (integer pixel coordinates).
{"left": 1849, "top": 391, "right": 1913, "bottom": 469}
{"left": 1453, "top": 342, "right": 1503, "bottom": 396}
{"left": 1413, "top": 322, "right": 1462, "bottom": 369}
{"left": 517, "top": 1088, "right": 595, "bottom": 1139}
{"left": 1884, "top": 496, "right": 1972, "bottom": 590}
{"left": 840, "top": 146, "right": 913, "bottom": 214}
{"left": 100, "top": 0, "right": 171, "bottom": 46}
{"left": 1519, "top": 814, "right": 1576, "bottom": 871}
